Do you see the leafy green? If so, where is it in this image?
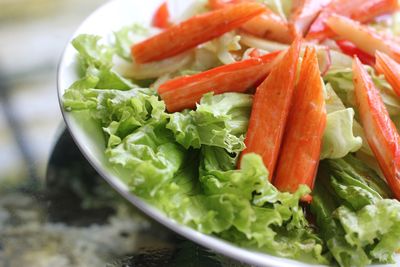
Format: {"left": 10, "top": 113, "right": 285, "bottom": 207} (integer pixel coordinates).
{"left": 69, "top": 34, "right": 134, "bottom": 90}
{"left": 311, "top": 181, "right": 371, "bottom": 267}
{"left": 312, "top": 156, "right": 400, "bottom": 267}
{"left": 329, "top": 155, "right": 393, "bottom": 199}
{"left": 72, "top": 34, "right": 114, "bottom": 69}
{"left": 321, "top": 84, "right": 363, "bottom": 159}
{"left": 198, "top": 153, "right": 326, "bottom": 264}
{"left": 321, "top": 108, "right": 362, "bottom": 159}
{"left": 324, "top": 67, "right": 400, "bottom": 117}
{"left": 106, "top": 123, "right": 186, "bottom": 197}
{"left": 167, "top": 93, "right": 252, "bottom": 153}
{"left": 64, "top": 88, "right": 166, "bottom": 147}
{"left": 113, "top": 23, "right": 149, "bottom": 61}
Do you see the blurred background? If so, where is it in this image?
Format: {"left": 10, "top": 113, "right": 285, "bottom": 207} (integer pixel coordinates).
{"left": 0, "top": 0, "right": 107, "bottom": 185}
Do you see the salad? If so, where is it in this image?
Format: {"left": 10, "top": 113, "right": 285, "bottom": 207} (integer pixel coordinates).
{"left": 62, "top": 0, "right": 400, "bottom": 266}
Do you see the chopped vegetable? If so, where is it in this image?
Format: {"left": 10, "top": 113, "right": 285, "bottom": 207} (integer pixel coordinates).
{"left": 273, "top": 47, "right": 326, "bottom": 196}
{"left": 132, "top": 2, "right": 265, "bottom": 63}
{"left": 240, "top": 39, "right": 301, "bottom": 179}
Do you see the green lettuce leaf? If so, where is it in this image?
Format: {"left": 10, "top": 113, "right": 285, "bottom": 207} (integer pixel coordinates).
{"left": 113, "top": 23, "right": 150, "bottom": 61}
{"left": 63, "top": 87, "right": 166, "bottom": 146}
{"left": 324, "top": 67, "right": 400, "bottom": 117}
{"left": 167, "top": 93, "right": 252, "bottom": 153}
{"left": 106, "top": 123, "right": 186, "bottom": 197}
{"left": 321, "top": 84, "right": 363, "bottom": 159}
{"left": 311, "top": 181, "right": 371, "bottom": 267}
{"left": 321, "top": 108, "right": 362, "bottom": 159}
{"left": 197, "top": 153, "right": 326, "bottom": 264}
{"left": 328, "top": 155, "right": 393, "bottom": 199}
{"left": 69, "top": 34, "right": 134, "bottom": 90}
{"left": 335, "top": 200, "right": 400, "bottom": 263}
{"left": 312, "top": 157, "right": 400, "bottom": 267}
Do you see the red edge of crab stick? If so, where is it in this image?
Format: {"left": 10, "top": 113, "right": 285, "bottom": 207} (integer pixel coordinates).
{"left": 375, "top": 51, "right": 400, "bottom": 98}
{"left": 208, "top": 0, "right": 292, "bottom": 43}
{"left": 306, "top": 0, "right": 398, "bottom": 42}
{"left": 152, "top": 2, "right": 171, "bottom": 29}
{"left": 326, "top": 14, "right": 400, "bottom": 63}
{"left": 132, "top": 2, "right": 265, "bottom": 63}
{"left": 353, "top": 56, "right": 400, "bottom": 200}
{"left": 239, "top": 38, "right": 302, "bottom": 180}
{"left": 158, "top": 50, "right": 281, "bottom": 112}
{"left": 273, "top": 47, "right": 326, "bottom": 201}
{"left": 336, "top": 40, "right": 376, "bottom": 66}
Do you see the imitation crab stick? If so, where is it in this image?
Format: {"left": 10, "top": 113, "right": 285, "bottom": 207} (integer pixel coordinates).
{"left": 289, "top": 0, "right": 330, "bottom": 39}
{"left": 336, "top": 40, "right": 376, "bottom": 66}
{"left": 131, "top": 2, "right": 265, "bottom": 63}
{"left": 353, "top": 56, "right": 400, "bottom": 200}
{"left": 152, "top": 2, "right": 171, "bottom": 29}
{"left": 209, "top": 0, "right": 292, "bottom": 43}
{"left": 239, "top": 39, "right": 301, "bottom": 179}
{"left": 158, "top": 50, "right": 281, "bottom": 112}
{"left": 375, "top": 51, "right": 400, "bottom": 98}
{"left": 306, "top": 0, "right": 398, "bottom": 41}
{"left": 326, "top": 14, "right": 400, "bottom": 62}
{"left": 274, "top": 47, "right": 326, "bottom": 197}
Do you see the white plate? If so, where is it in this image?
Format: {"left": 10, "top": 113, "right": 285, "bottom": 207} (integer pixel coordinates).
{"left": 57, "top": 1, "right": 398, "bottom": 266}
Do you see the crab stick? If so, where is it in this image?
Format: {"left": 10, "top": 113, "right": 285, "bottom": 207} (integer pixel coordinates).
{"left": 353, "top": 56, "right": 400, "bottom": 200}
{"left": 239, "top": 39, "right": 302, "bottom": 179}
{"left": 132, "top": 2, "right": 265, "bottom": 63}
{"left": 274, "top": 47, "right": 326, "bottom": 196}
{"left": 209, "top": 0, "right": 292, "bottom": 43}
{"left": 375, "top": 51, "right": 400, "bottom": 98}
{"left": 152, "top": 2, "right": 171, "bottom": 29}
{"left": 159, "top": 51, "right": 281, "bottom": 112}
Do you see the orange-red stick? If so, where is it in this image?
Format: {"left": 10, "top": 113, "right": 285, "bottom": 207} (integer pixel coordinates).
{"left": 239, "top": 39, "right": 302, "bottom": 179}
{"left": 353, "top": 56, "right": 400, "bottom": 200}
{"left": 336, "top": 40, "right": 376, "bottom": 66}
{"left": 159, "top": 51, "right": 281, "bottom": 112}
{"left": 209, "top": 0, "right": 292, "bottom": 43}
{"left": 152, "top": 2, "right": 171, "bottom": 29}
{"left": 132, "top": 2, "right": 265, "bottom": 63}
{"left": 375, "top": 51, "right": 400, "bottom": 98}
{"left": 274, "top": 47, "right": 326, "bottom": 196}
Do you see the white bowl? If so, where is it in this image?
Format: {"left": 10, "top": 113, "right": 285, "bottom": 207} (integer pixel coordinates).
{"left": 57, "top": 1, "right": 398, "bottom": 266}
